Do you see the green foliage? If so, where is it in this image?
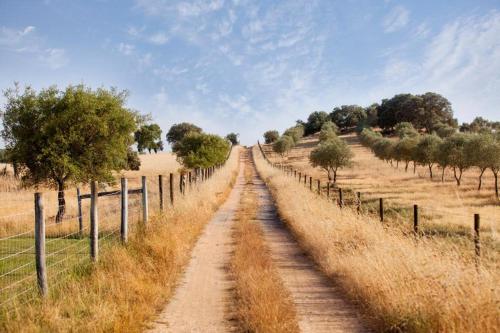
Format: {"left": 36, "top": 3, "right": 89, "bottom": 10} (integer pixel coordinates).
{"left": 373, "top": 138, "right": 395, "bottom": 162}
{"left": 330, "top": 105, "right": 367, "bottom": 131}
{"left": 319, "top": 121, "right": 338, "bottom": 142}
{"left": 283, "top": 125, "right": 304, "bottom": 144}
{"left": 2, "top": 84, "right": 137, "bottom": 222}
{"left": 414, "top": 134, "right": 443, "bottom": 178}
{"left": 359, "top": 128, "right": 383, "bottom": 147}
{"left": 304, "top": 111, "right": 330, "bottom": 136}
{"left": 134, "top": 123, "right": 162, "bottom": 153}
{"left": 173, "top": 132, "right": 230, "bottom": 168}
{"left": 264, "top": 130, "right": 279, "bottom": 144}
{"left": 394, "top": 137, "right": 418, "bottom": 170}
{"left": 166, "top": 122, "right": 202, "bottom": 144}
{"left": 439, "top": 133, "right": 471, "bottom": 185}
{"left": 225, "top": 132, "right": 239, "bottom": 145}
{"left": 395, "top": 122, "right": 418, "bottom": 139}
{"left": 435, "top": 123, "right": 457, "bottom": 138}
{"left": 460, "top": 116, "right": 500, "bottom": 133}
{"left": 309, "top": 138, "right": 353, "bottom": 183}
{"left": 273, "top": 135, "right": 294, "bottom": 158}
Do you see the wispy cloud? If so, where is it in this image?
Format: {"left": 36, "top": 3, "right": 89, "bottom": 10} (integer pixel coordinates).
{"left": 383, "top": 6, "right": 409, "bottom": 33}
{"left": 118, "top": 42, "right": 135, "bottom": 55}
{"left": 0, "top": 25, "right": 36, "bottom": 49}
{"left": 38, "top": 48, "right": 68, "bottom": 69}
{"left": 148, "top": 31, "right": 169, "bottom": 45}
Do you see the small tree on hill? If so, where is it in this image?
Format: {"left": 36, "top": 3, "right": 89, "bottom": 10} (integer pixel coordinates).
{"left": 395, "top": 122, "right": 418, "bottom": 139}
{"left": 173, "top": 132, "right": 230, "bottom": 168}
{"left": 439, "top": 134, "right": 470, "bottom": 186}
{"left": 166, "top": 122, "right": 202, "bottom": 145}
{"left": 395, "top": 137, "right": 418, "bottom": 172}
{"left": 304, "top": 111, "right": 329, "bottom": 136}
{"left": 225, "top": 133, "right": 239, "bottom": 145}
{"left": 2, "top": 84, "right": 137, "bottom": 223}
{"left": 264, "top": 130, "right": 279, "bottom": 144}
{"left": 414, "top": 134, "right": 442, "bottom": 179}
{"left": 465, "top": 134, "right": 495, "bottom": 190}
{"left": 310, "top": 138, "right": 353, "bottom": 184}
{"left": 319, "top": 121, "right": 338, "bottom": 142}
{"left": 283, "top": 125, "right": 304, "bottom": 144}
{"left": 273, "top": 135, "right": 294, "bottom": 159}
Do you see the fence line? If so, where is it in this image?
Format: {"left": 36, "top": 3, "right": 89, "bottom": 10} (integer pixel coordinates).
{"left": 0, "top": 147, "right": 234, "bottom": 309}
{"left": 257, "top": 140, "right": 486, "bottom": 260}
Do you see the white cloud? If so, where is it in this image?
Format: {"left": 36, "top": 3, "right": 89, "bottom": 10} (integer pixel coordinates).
{"left": 149, "top": 31, "right": 169, "bottom": 45}
{"left": 38, "top": 48, "right": 68, "bottom": 69}
{"left": 118, "top": 42, "right": 135, "bottom": 55}
{"left": 383, "top": 6, "right": 409, "bottom": 33}
{"left": 138, "top": 53, "right": 153, "bottom": 69}
{"left": 0, "top": 25, "right": 36, "bottom": 48}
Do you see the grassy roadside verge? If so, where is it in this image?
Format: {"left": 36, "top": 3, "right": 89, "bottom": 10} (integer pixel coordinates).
{"left": 230, "top": 153, "right": 299, "bottom": 333}
{"left": 253, "top": 145, "right": 498, "bottom": 333}
{"left": 0, "top": 148, "right": 240, "bottom": 333}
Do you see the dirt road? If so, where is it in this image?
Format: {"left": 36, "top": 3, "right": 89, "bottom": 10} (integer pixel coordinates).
{"left": 147, "top": 149, "right": 366, "bottom": 332}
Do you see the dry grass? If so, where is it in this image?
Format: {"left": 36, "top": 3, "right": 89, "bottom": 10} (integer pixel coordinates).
{"left": 0, "top": 148, "right": 240, "bottom": 333}
{"left": 254, "top": 145, "right": 499, "bottom": 333}
{"left": 230, "top": 155, "right": 299, "bottom": 333}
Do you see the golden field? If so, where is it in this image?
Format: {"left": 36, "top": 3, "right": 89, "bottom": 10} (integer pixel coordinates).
{"left": 253, "top": 144, "right": 499, "bottom": 332}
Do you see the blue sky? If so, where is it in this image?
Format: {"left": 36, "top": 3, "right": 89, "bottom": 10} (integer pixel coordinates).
{"left": 1, "top": 0, "right": 499, "bottom": 145}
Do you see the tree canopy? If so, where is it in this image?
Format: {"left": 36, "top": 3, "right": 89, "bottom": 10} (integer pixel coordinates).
{"left": 173, "top": 132, "right": 230, "bottom": 168}
{"left": 225, "top": 132, "right": 239, "bottom": 145}
{"left": 264, "top": 130, "right": 279, "bottom": 144}
{"left": 330, "top": 105, "right": 366, "bottom": 131}
{"left": 2, "top": 84, "right": 137, "bottom": 222}
{"left": 309, "top": 138, "right": 353, "bottom": 183}
{"left": 304, "top": 111, "right": 329, "bottom": 136}
{"left": 134, "top": 123, "right": 163, "bottom": 153}
{"left": 273, "top": 135, "right": 294, "bottom": 158}
{"left": 166, "top": 122, "right": 202, "bottom": 144}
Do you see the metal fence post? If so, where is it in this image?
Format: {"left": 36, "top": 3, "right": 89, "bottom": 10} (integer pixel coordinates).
{"left": 379, "top": 198, "right": 384, "bottom": 222}
{"left": 121, "top": 178, "right": 128, "bottom": 243}
{"left": 357, "top": 192, "right": 361, "bottom": 214}
{"left": 142, "top": 176, "right": 148, "bottom": 224}
{"left": 474, "top": 214, "right": 480, "bottom": 258}
{"left": 159, "top": 175, "right": 164, "bottom": 212}
{"left": 413, "top": 204, "right": 419, "bottom": 234}
{"left": 90, "top": 181, "right": 98, "bottom": 262}
{"left": 34, "top": 192, "right": 48, "bottom": 297}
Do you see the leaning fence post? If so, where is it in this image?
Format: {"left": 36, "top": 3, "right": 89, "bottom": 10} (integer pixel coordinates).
{"left": 338, "top": 188, "right": 343, "bottom": 208}
{"left": 169, "top": 173, "right": 174, "bottom": 205}
{"left": 413, "top": 204, "right": 419, "bottom": 234}
{"left": 76, "top": 187, "right": 83, "bottom": 237}
{"left": 159, "top": 175, "right": 164, "bottom": 211}
{"left": 142, "top": 176, "right": 148, "bottom": 224}
{"left": 379, "top": 198, "right": 384, "bottom": 222}
{"left": 474, "top": 214, "right": 480, "bottom": 259}
{"left": 34, "top": 192, "right": 48, "bottom": 297}
{"left": 90, "top": 181, "right": 98, "bottom": 262}
{"left": 121, "top": 178, "right": 128, "bottom": 243}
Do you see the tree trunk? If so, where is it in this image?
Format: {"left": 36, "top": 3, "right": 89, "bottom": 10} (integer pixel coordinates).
{"left": 396, "top": 160, "right": 399, "bottom": 168}
{"left": 428, "top": 164, "right": 433, "bottom": 179}
{"left": 413, "top": 161, "right": 417, "bottom": 174}
{"left": 494, "top": 170, "right": 499, "bottom": 199}
{"left": 441, "top": 167, "right": 445, "bottom": 182}
{"left": 477, "top": 168, "right": 486, "bottom": 190}
{"left": 405, "top": 161, "right": 409, "bottom": 172}
{"left": 453, "top": 167, "right": 462, "bottom": 186}
{"left": 333, "top": 169, "right": 337, "bottom": 184}
{"left": 56, "top": 181, "right": 66, "bottom": 223}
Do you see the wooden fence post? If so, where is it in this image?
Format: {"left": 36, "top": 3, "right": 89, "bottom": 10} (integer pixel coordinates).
{"left": 76, "top": 187, "right": 83, "bottom": 237}
{"left": 179, "top": 174, "right": 183, "bottom": 194}
{"left": 34, "top": 192, "right": 48, "bottom": 297}
{"left": 357, "top": 192, "right": 361, "bottom": 214}
{"left": 317, "top": 180, "right": 321, "bottom": 194}
{"left": 474, "top": 214, "right": 480, "bottom": 258}
{"left": 413, "top": 204, "right": 419, "bottom": 234}
{"left": 121, "top": 178, "right": 128, "bottom": 243}
{"left": 188, "top": 172, "right": 192, "bottom": 189}
{"left": 379, "top": 198, "right": 384, "bottom": 222}
{"left": 142, "top": 176, "right": 148, "bottom": 224}
{"left": 298, "top": 172, "right": 301, "bottom": 183}
{"left": 304, "top": 174, "right": 307, "bottom": 185}
{"left": 294, "top": 170, "right": 297, "bottom": 178}
{"left": 327, "top": 183, "right": 330, "bottom": 198}
{"left": 159, "top": 175, "right": 164, "bottom": 212}
{"left": 90, "top": 181, "right": 98, "bottom": 262}
{"left": 169, "top": 173, "right": 174, "bottom": 205}
{"left": 309, "top": 177, "right": 312, "bottom": 190}
{"left": 338, "top": 188, "right": 343, "bottom": 208}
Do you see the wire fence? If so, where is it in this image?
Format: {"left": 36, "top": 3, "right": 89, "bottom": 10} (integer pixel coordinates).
{"left": 0, "top": 147, "right": 233, "bottom": 311}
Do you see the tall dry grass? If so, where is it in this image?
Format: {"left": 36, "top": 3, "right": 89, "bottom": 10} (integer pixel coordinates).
{"left": 253, "top": 145, "right": 499, "bottom": 332}
{"left": 0, "top": 148, "right": 240, "bottom": 333}
{"left": 230, "top": 152, "right": 299, "bottom": 333}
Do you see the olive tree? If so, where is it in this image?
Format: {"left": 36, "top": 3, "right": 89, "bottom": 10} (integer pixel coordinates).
{"left": 487, "top": 139, "right": 500, "bottom": 199}
{"left": 309, "top": 138, "right": 353, "bottom": 184}
{"left": 414, "top": 134, "right": 442, "bottom": 179}
{"left": 439, "top": 134, "right": 470, "bottom": 186}
{"left": 283, "top": 125, "right": 304, "bottom": 144}
{"left": 173, "top": 132, "right": 230, "bottom": 168}
{"left": 319, "top": 121, "right": 338, "bottom": 142}
{"left": 395, "top": 122, "right": 418, "bottom": 139}
{"left": 264, "top": 130, "right": 279, "bottom": 144}
{"left": 395, "top": 137, "right": 418, "bottom": 171}
{"left": 466, "top": 134, "right": 498, "bottom": 191}
{"left": 273, "top": 135, "right": 294, "bottom": 159}
{"left": 2, "top": 84, "right": 137, "bottom": 223}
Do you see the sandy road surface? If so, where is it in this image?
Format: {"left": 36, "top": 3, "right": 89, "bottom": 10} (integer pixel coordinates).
{"left": 147, "top": 149, "right": 366, "bottom": 332}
